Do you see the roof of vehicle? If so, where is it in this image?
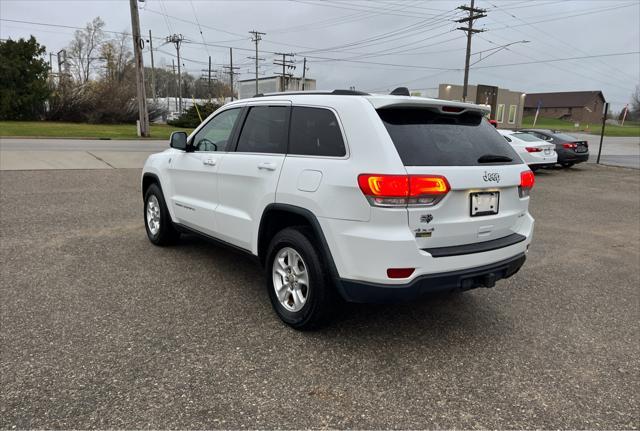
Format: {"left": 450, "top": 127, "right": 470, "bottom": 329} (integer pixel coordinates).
{"left": 227, "top": 90, "right": 490, "bottom": 114}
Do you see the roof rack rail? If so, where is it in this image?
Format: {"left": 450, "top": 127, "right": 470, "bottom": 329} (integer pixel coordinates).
{"left": 253, "top": 89, "right": 370, "bottom": 98}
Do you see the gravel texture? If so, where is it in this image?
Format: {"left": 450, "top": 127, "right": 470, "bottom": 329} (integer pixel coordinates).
{"left": 0, "top": 164, "right": 638, "bottom": 429}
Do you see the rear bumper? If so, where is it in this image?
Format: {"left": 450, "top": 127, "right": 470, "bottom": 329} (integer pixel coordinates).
{"left": 337, "top": 253, "right": 526, "bottom": 303}
{"left": 557, "top": 150, "right": 589, "bottom": 164}
{"left": 530, "top": 163, "right": 556, "bottom": 169}
{"left": 522, "top": 152, "right": 557, "bottom": 166}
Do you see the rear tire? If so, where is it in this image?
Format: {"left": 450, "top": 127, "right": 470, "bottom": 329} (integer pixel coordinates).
{"left": 144, "top": 183, "right": 180, "bottom": 246}
{"left": 265, "top": 227, "right": 334, "bottom": 330}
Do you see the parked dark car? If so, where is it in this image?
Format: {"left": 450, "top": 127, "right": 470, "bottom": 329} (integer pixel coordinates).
{"left": 518, "top": 129, "right": 589, "bottom": 168}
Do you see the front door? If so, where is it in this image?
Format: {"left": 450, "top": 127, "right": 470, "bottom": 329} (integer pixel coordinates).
{"left": 216, "top": 103, "right": 290, "bottom": 251}
{"left": 168, "top": 107, "right": 243, "bottom": 236}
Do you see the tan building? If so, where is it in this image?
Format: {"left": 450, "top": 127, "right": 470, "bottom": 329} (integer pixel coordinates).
{"left": 438, "top": 84, "right": 526, "bottom": 129}
{"left": 524, "top": 91, "right": 605, "bottom": 125}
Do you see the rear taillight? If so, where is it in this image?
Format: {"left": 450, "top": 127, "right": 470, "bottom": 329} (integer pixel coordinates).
{"left": 563, "top": 142, "right": 578, "bottom": 149}
{"left": 519, "top": 170, "right": 535, "bottom": 198}
{"left": 358, "top": 174, "right": 450, "bottom": 207}
{"left": 525, "top": 147, "right": 542, "bottom": 153}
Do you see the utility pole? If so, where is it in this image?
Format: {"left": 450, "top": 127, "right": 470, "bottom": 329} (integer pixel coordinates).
{"left": 208, "top": 56, "right": 212, "bottom": 101}
{"left": 301, "top": 57, "right": 308, "bottom": 90}
{"left": 172, "top": 60, "right": 177, "bottom": 111}
{"left": 129, "top": 0, "right": 150, "bottom": 137}
{"left": 274, "top": 52, "right": 295, "bottom": 92}
{"left": 249, "top": 30, "right": 266, "bottom": 95}
{"left": 456, "top": 0, "right": 486, "bottom": 102}
{"left": 596, "top": 102, "right": 609, "bottom": 164}
{"left": 148, "top": 30, "right": 156, "bottom": 101}
{"left": 229, "top": 48, "right": 235, "bottom": 101}
{"left": 56, "top": 49, "right": 67, "bottom": 94}
{"left": 48, "top": 52, "right": 54, "bottom": 86}
{"left": 166, "top": 34, "right": 184, "bottom": 113}
{"left": 223, "top": 48, "right": 240, "bottom": 101}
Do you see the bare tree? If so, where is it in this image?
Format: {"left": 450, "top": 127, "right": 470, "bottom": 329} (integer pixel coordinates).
{"left": 631, "top": 85, "right": 640, "bottom": 118}
{"left": 101, "top": 32, "right": 133, "bottom": 82}
{"left": 68, "top": 17, "right": 105, "bottom": 84}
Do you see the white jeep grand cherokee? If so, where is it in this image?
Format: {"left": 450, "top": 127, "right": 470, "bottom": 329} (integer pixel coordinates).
{"left": 142, "top": 89, "right": 535, "bottom": 329}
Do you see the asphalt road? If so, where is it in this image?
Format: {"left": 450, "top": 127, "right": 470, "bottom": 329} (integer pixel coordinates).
{"left": 2, "top": 135, "right": 638, "bottom": 170}
{"left": 1, "top": 164, "right": 638, "bottom": 428}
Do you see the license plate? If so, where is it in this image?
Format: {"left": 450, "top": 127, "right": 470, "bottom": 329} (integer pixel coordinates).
{"left": 470, "top": 192, "right": 499, "bottom": 216}
{"left": 576, "top": 146, "right": 587, "bottom": 153}
{"left": 544, "top": 148, "right": 552, "bottom": 155}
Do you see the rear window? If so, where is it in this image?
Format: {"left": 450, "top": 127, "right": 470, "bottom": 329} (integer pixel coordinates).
{"left": 552, "top": 133, "right": 579, "bottom": 141}
{"left": 378, "top": 108, "right": 519, "bottom": 166}
{"left": 289, "top": 107, "right": 346, "bottom": 157}
{"left": 512, "top": 132, "right": 543, "bottom": 142}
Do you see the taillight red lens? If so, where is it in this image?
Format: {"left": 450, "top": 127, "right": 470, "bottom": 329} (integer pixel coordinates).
{"left": 358, "top": 174, "right": 450, "bottom": 207}
{"left": 358, "top": 174, "right": 408, "bottom": 197}
{"left": 521, "top": 170, "right": 535, "bottom": 188}
{"left": 563, "top": 142, "right": 577, "bottom": 149}
{"left": 387, "top": 268, "right": 415, "bottom": 278}
{"left": 409, "top": 175, "right": 450, "bottom": 196}
{"left": 525, "top": 147, "right": 542, "bottom": 153}
{"left": 519, "top": 170, "right": 535, "bottom": 198}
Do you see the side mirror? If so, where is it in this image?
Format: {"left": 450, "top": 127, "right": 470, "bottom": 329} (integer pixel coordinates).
{"left": 170, "top": 131, "right": 188, "bottom": 150}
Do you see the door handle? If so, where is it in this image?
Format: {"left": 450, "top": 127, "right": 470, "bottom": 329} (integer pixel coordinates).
{"left": 202, "top": 158, "right": 216, "bottom": 166}
{"left": 257, "top": 162, "right": 276, "bottom": 171}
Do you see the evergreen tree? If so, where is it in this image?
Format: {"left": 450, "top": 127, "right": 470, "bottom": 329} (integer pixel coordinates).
{"left": 0, "top": 36, "right": 50, "bottom": 120}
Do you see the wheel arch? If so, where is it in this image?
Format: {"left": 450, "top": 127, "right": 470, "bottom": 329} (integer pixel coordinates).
{"left": 142, "top": 172, "right": 177, "bottom": 223}
{"left": 257, "top": 204, "right": 339, "bottom": 280}
{"left": 142, "top": 172, "right": 162, "bottom": 197}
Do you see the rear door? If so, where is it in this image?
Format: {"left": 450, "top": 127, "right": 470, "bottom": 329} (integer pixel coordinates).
{"left": 377, "top": 107, "right": 530, "bottom": 248}
{"left": 216, "top": 102, "right": 290, "bottom": 250}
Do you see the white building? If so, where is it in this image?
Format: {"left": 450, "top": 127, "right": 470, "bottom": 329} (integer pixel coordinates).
{"left": 238, "top": 76, "right": 317, "bottom": 99}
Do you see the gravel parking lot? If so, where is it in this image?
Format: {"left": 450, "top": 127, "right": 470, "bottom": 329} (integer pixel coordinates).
{"left": 1, "top": 164, "right": 638, "bottom": 429}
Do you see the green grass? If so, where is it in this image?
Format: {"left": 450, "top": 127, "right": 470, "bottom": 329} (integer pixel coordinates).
{"left": 521, "top": 116, "right": 640, "bottom": 137}
{"left": 0, "top": 121, "right": 193, "bottom": 140}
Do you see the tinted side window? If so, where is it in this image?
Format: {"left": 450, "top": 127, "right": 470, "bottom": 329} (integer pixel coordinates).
{"left": 378, "top": 108, "right": 520, "bottom": 166}
{"left": 236, "top": 106, "right": 289, "bottom": 154}
{"left": 192, "top": 108, "right": 240, "bottom": 152}
{"left": 289, "top": 107, "right": 346, "bottom": 157}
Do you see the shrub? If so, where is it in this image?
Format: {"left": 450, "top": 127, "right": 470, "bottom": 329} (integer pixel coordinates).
{"left": 167, "top": 102, "right": 221, "bottom": 128}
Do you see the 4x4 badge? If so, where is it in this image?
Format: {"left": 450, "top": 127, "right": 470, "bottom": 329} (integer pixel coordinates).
{"left": 420, "top": 214, "right": 433, "bottom": 223}
{"left": 483, "top": 171, "right": 500, "bottom": 183}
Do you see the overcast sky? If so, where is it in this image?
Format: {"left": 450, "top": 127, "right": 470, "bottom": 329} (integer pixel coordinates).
{"left": 1, "top": 0, "right": 639, "bottom": 111}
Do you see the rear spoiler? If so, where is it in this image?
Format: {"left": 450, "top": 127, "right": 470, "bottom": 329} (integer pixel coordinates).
{"left": 366, "top": 97, "right": 490, "bottom": 115}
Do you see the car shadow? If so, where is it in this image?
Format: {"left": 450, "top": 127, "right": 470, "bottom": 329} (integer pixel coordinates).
{"left": 171, "top": 233, "right": 511, "bottom": 341}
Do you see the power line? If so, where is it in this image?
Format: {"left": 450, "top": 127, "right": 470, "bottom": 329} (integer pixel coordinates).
{"left": 487, "top": 1, "right": 638, "bottom": 83}
{"left": 475, "top": 34, "right": 637, "bottom": 92}
{"left": 289, "top": 0, "right": 454, "bottom": 20}
{"left": 490, "top": 1, "right": 638, "bottom": 29}
{"left": 188, "top": 0, "right": 211, "bottom": 58}
{"left": 471, "top": 51, "right": 640, "bottom": 69}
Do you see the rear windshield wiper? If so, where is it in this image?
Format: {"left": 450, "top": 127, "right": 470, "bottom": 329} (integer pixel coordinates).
{"left": 478, "top": 154, "right": 512, "bottom": 163}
